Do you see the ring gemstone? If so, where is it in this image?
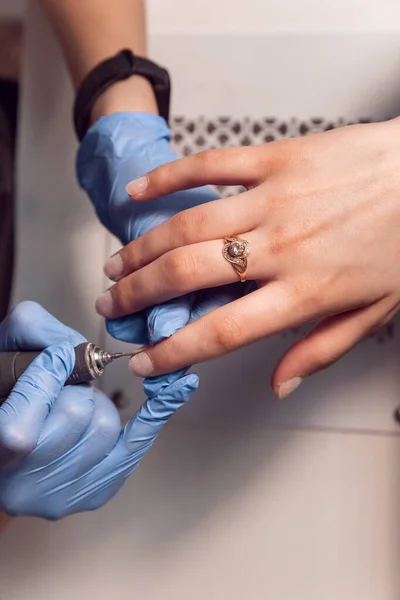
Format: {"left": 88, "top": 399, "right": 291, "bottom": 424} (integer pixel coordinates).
{"left": 222, "top": 236, "right": 250, "bottom": 282}
{"left": 228, "top": 241, "right": 244, "bottom": 257}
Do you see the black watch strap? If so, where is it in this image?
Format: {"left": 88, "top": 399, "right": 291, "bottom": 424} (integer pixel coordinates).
{"left": 73, "top": 49, "right": 171, "bottom": 141}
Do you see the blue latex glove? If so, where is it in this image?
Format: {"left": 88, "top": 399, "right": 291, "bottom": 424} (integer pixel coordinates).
{"left": 77, "top": 113, "right": 254, "bottom": 396}
{"left": 0, "top": 302, "right": 197, "bottom": 519}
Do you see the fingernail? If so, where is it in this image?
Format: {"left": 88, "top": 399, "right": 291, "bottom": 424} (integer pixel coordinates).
{"left": 126, "top": 176, "right": 148, "bottom": 197}
{"left": 129, "top": 352, "right": 154, "bottom": 377}
{"left": 276, "top": 376, "right": 303, "bottom": 399}
{"left": 104, "top": 253, "right": 123, "bottom": 281}
{"left": 95, "top": 290, "right": 114, "bottom": 317}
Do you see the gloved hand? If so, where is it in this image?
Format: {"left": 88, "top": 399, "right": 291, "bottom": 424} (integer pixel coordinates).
{"left": 77, "top": 113, "right": 254, "bottom": 395}
{"left": 0, "top": 301, "right": 197, "bottom": 519}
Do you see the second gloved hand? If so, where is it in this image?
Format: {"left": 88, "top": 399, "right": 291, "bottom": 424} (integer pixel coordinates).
{"left": 0, "top": 302, "right": 198, "bottom": 519}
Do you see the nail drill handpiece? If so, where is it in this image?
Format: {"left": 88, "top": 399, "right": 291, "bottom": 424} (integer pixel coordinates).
{"left": 0, "top": 342, "right": 139, "bottom": 403}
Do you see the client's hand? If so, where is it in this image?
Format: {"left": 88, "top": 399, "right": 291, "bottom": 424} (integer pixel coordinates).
{"left": 97, "top": 119, "right": 400, "bottom": 397}
{"left": 78, "top": 113, "right": 253, "bottom": 397}
{"left": 0, "top": 302, "right": 197, "bottom": 519}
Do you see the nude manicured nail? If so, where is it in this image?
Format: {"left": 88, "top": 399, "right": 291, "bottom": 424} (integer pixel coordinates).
{"left": 126, "top": 176, "right": 148, "bottom": 197}
{"left": 95, "top": 290, "right": 114, "bottom": 317}
{"left": 104, "top": 253, "right": 123, "bottom": 280}
{"left": 129, "top": 352, "right": 154, "bottom": 377}
{"left": 276, "top": 377, "right": 303, "bottom": 399}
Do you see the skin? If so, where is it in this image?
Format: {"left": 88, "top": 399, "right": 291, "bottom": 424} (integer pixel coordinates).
{"left": 97, "top": 118, "right": 400, "bottom": 397}
{"left": 40, "top": 0, "right": 158, "bottom": 115}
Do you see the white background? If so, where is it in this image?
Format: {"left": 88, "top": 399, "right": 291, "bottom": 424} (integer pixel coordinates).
{"left": 6, "top": 0, "right": 400, "bottom": 31}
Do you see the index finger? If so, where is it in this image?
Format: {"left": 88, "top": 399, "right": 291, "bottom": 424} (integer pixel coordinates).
{"left": 125, "top": 146, "right": 270, "bottom": 201}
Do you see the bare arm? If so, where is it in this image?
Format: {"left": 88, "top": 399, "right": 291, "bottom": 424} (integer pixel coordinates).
{"left": 40, "top": 0, "right": 158, "bottom": 121}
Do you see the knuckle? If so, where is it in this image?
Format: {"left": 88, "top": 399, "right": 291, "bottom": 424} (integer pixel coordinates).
{"left": 120, "top": 242, "right": 140, "bottom": 272}
{"left": 92, "top": 396, "right": 121, "bottom": 439}
{"left": 296, "top": 293, "right": 320, "bottom": 320}
{"left": 151, "top": 165, "right": 172, "bottom": 193}
{"left": 290, "top": 280, "right": 329, "bottom": 320}
{"left": 154, "top": 335, "right": 175, "bottom": 366}
{"left": 305, "top": 289, "right": 330, "bottom": 317}
{"left": 93, "top": 413, "right": 119, "bottom": 438}
{"left": 269, "top": 138, "right": 295, "bottom": 170}
{"left": 212, "top": 313, "right": 245, "bottom": 354}
{"left": 60, "top": 395, "right": 95, "bottom": 423}
{"left": 111, "top": 279, "right": 134, "bottom": 313}
{"left": 267, "top": 236, "right": 286, "bottom": 258}
{"left": 8, "top": 301, "right": 43, "bottom": 329}
{"left": 43, "top": 344, "right": 74, "bottom": 374}
{"left": 312, "top": 345, "right": 340, "bottom": 371}
{"left": 0, "top": 422, "right": 36, "bottom": 456}
{"left": 93, "top": 413, "right": 120, "bottom": 440}
{"left": 172, "top": 208, "right": 205, "bottom": 245}
{"left": 197, "top": 149, "right": 216, "bottom": 172}
{"left": 163, "top": 250, "right": 198, "bottom": 289}
{"left": 264, "top": 222, "right": 295, "bottom": 259}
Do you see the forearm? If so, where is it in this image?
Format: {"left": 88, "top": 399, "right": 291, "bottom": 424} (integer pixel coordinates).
{"left": 40, "top": 0, "right": 148, "bottom": 87}
{"left": 40, "top": 0, "right": 157, "bottom": 121}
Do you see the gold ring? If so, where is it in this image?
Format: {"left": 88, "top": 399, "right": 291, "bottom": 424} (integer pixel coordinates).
{"left": 222, "top": 236, "right": 250, "bottom": 282}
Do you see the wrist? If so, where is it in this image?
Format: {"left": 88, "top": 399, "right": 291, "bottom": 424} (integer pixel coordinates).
{"left": 90, "top": 75, "right": 158, "bottom": 126}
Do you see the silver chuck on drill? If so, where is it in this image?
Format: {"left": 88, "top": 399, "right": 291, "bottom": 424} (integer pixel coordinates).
{"left": 0, "top": 342, "right": 139, "bottom": 403}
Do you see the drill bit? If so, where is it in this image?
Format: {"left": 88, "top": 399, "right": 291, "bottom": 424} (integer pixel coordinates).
{"left": 110, "top": 350, "right": 142, "bottom": 360}
{"left": 91, "top": 347, "right": 143, "bottom": 371}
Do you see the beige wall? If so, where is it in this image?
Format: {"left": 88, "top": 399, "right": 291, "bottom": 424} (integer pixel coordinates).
{"left": 147, "top": 0, "right": 400, "bottom": 32}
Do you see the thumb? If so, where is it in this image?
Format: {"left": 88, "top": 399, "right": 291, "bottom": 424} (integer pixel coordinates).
{"left": 0, "top": 301, "right": 85, "bottom": 351}
{"left": 0, "top": 342, "right": 76, "bottom": 464}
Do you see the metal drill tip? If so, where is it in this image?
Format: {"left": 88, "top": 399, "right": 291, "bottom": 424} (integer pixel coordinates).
{"left": 90, "top": 346, "right": 142, "bottom": 373}
{"left": 110, "top": 351, "right": 141, "bottom": 360}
